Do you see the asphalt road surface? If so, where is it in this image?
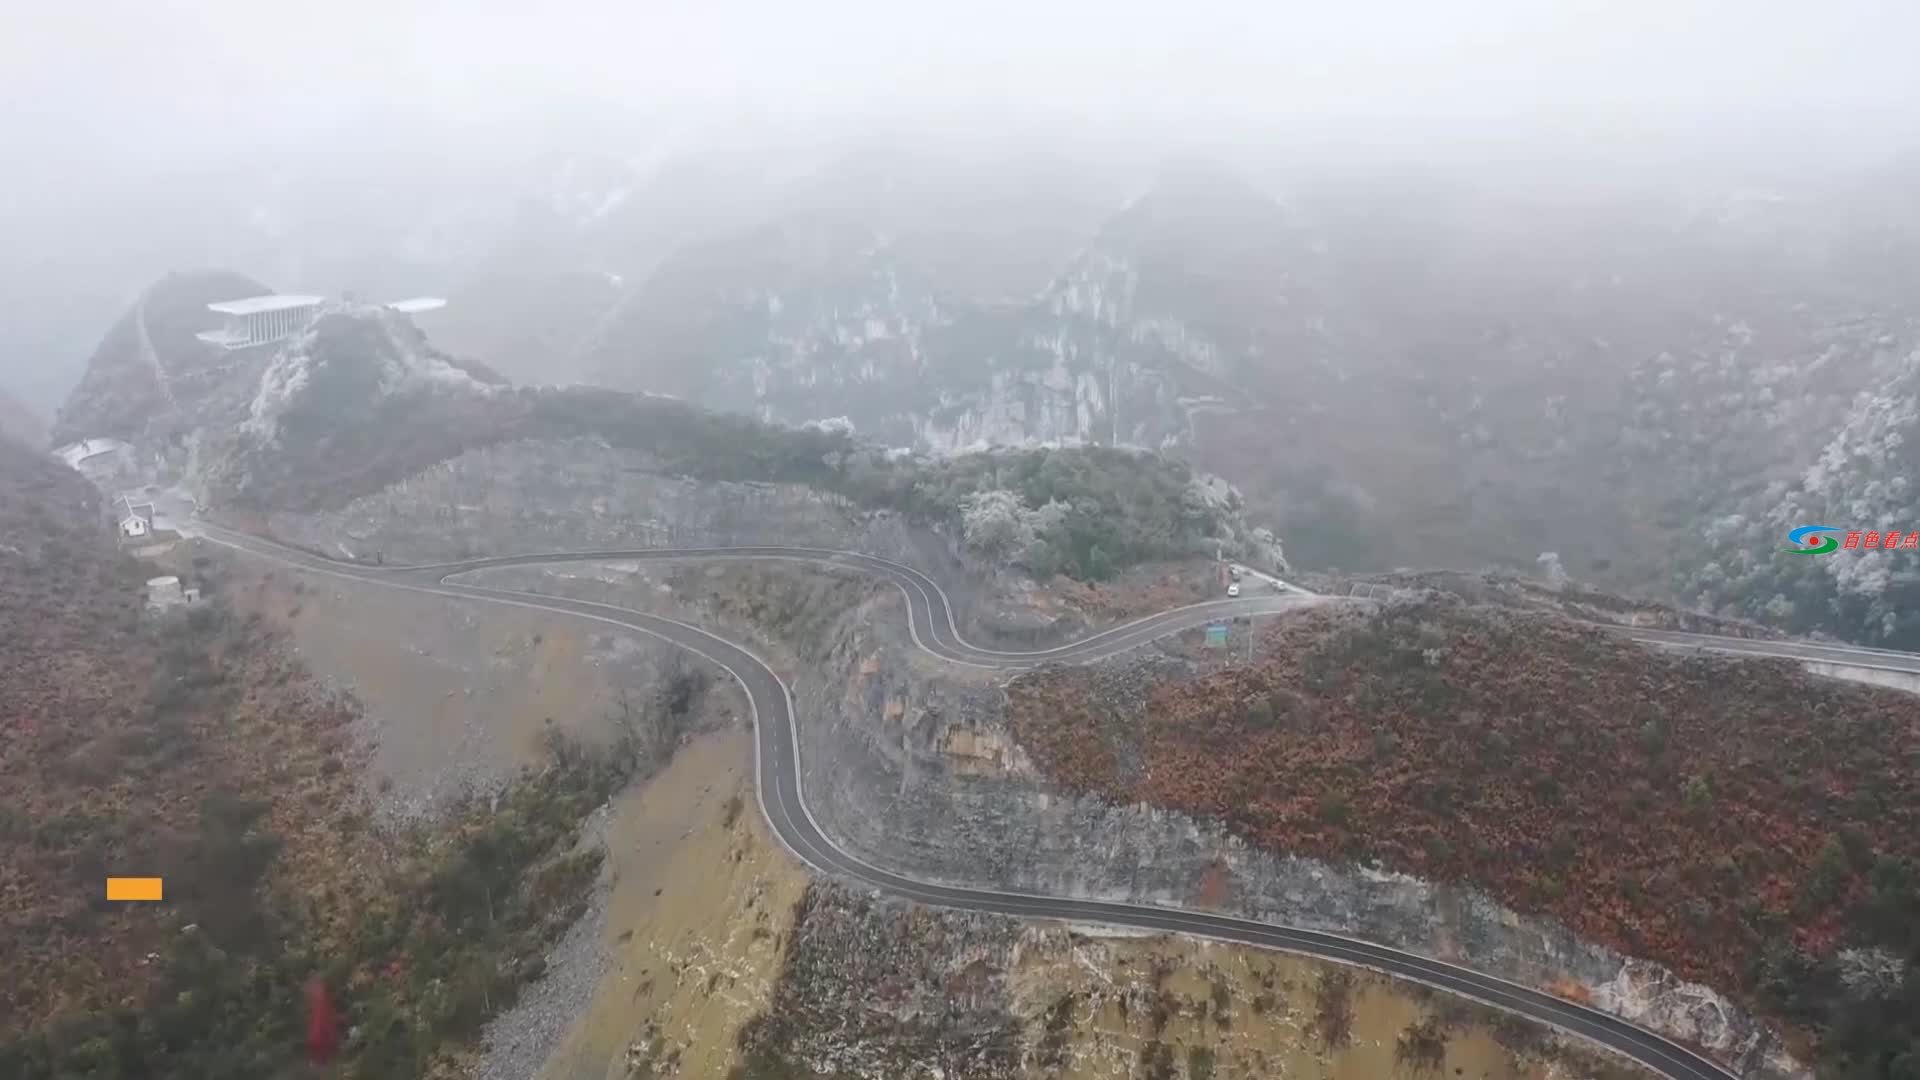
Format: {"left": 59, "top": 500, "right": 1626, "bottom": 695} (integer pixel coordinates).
{"left": 1620, "top": 624, "right": 1920, "bottom": 674}
{"left": 189, "top": 524, "right": 1845, "bottom": 1079}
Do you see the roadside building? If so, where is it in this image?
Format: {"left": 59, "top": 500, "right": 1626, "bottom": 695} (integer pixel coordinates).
{"left": 145, "top": 576, "right": 190, "bottom": 610}
{"left": 117, "top": 495, "right": 154, "bottom": 539}
{"left": 144, "top": 576, "right": 200, "bottom": 612}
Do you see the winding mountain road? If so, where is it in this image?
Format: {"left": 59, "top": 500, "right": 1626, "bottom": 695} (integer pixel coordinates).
{"left": 189, "top": 522, "right": 1806, "bottom": 1080}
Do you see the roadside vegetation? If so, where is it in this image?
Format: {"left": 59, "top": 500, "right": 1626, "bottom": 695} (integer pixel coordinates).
{"left": 1007, "top": 597, "right": 1920, "bottom": 1076}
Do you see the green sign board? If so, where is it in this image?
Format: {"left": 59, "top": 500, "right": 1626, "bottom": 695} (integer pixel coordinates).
{"left": 1205, "top": 622, "right": 1229, "bottom": 647}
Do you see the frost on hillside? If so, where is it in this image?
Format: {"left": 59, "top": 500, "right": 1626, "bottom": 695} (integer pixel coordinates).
{"left": 576, "top": 167, "right": 1317, "bottom": 455}
{"left": 950, "top": 460, "right": 1285, "bottom": 580}
{"left": 241, "top": 307, "right": 497, "bottom": 443}
{"left": 1677, "top": 346, "right": 1920, "bottom": 645}
{"left": 191, "top": 308, "right": 512, "bottom": 509}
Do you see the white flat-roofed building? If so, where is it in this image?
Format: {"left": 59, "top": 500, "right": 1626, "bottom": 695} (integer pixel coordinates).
{"left": 196, "top": 295, "right": 325, "bottom": 350}
{"left": 385, "top": 297, "right": 447, "bottom": 314}
{"left": 53, "top": 437, "right": 131, "bottom": 469}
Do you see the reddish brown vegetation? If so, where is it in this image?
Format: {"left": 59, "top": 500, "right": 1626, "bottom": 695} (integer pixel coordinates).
{"left": 1006, "top": 599, "right": 1920, "bottom": 999}
{"left": 1045, "top": 560, "right": 1224, "bottom": 626}
{"left": 1192, "top": 857, "right": 1235, "bottom": 910}
{"left": 0, "top": 443, "right": 358, "bottom": 1036}
{"left": 1549, "top": 978, "right": 1595, "bottom": 1005}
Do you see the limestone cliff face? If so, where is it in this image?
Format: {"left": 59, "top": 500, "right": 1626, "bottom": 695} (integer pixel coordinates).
{"left": 581, "top": 238, "right": 1196, "bottom": 451}
{"left": 578, "top": 169, "right": 1315, "bottom": 452}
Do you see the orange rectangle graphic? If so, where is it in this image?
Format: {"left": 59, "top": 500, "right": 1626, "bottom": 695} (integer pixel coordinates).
{"left": 106, "top": 878, "right": 163, "bottom": 901}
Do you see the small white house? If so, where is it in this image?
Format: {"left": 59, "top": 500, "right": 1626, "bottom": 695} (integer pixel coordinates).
{"left": 117, "top": 496, "right": 154, "bottom": 539}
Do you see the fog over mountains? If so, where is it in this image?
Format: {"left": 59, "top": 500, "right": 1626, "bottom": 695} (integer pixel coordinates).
{"left": 10, "top": 0, "right": 1920, "bottom": 647}
{"left": 13, "top": 8, "right": 1920, "bottom": 1079}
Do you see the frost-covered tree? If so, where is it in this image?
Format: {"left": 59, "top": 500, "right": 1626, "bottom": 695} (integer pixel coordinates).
{"left": 959, "top": 489, "right": 1034, "bottom": 564}
{"left": 1836, "top": 947, "right": 1907, "bottom": 1000}
{"left": 1018, "top": 499, "right": 1072, "bottom": 571}
{"left": 1537, "top": 551, "right": 1570, "bottom": 591}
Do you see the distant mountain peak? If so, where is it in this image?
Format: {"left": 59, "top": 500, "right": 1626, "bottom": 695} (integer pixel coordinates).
{"left": 1104, "top": 161, "right": 1296, "bottom": 245}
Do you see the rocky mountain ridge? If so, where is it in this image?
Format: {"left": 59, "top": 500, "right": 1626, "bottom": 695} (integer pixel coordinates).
{"left": 51, "top": 273, "right": 510, "bottom": 511}
{"left": 563, "top": 152, "right": 1920, "bottom": 649}
{"left": 54, "top": 274, "right": 1286, "bottom": 581}
{"left": 579, "top": 165, "right": 1314, "bottom": 452}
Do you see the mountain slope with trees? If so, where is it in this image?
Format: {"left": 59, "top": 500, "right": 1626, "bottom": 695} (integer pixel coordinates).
{"left": 50, "top": 270, "right": 269, "bottom": 445}
{"left": 54, "top": 285, "right": 1283, "bottom": 581}
{"left": 0, "top": 439, "right": 632, "bottom": 1078}
{"left": 1007, "top": 597, "right": 1920, "bottom": 1076}
{"left": 564, "top": 149, "right": 1920, "bottom": 646}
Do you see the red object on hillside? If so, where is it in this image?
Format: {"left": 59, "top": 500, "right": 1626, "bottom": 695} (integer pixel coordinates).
{"left": 305, "top": 979, "right": 341, "bottom": 1064}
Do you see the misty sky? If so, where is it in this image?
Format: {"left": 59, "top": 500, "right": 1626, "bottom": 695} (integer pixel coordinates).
{"left": 4, "top": 0, "right": 1919, "bottom": 415}
{"left": 8, "top": 0, "right": 1920, "bottom": 168}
